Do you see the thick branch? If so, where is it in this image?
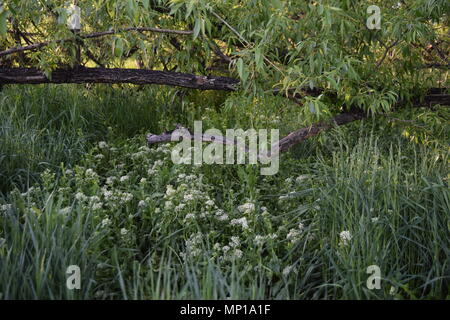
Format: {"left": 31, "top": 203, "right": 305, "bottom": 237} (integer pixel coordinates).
{"left": 147, "top": 91, "right": 449, "bottom": 154}
{"left": 0, "top": 27, "right": 193, "bottom": 58}
{"left": 0, "top": 67, "right": 239, "bottom": 90}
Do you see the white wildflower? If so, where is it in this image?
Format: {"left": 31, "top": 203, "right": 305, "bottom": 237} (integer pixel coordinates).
{"left": 233, "top": 249, "right": 243, "bottom": 259}
{"left": 164, "top": 201, "right": 173, "bottom": 210}
{"left": 339, "top": 230, "right": 352, "bottom": 246}
{"left": 85, "top": 168, "right": 97, "bottom": 178}
{"left": 185, "top": 213, "right": 195, "bottom": 220}
{"left": 254, "top": 235, "right": 265, "bottom": 246}
{"left": 175, "top": 203, "right": 186, "bottom": 212}
{"left": 230, "top": 217, "right": 249, "bottom": 229}
{"left": 298, "top": 222, "right": 305, "bottom": 232}
{"left": 121, "top": 193, "right": 133, "bottom": 202}
{"left": 120, "top": 228, "right": 128, "bottom": 236}
{"left": 205, "top": 199, "right": 215, "bottom": 207}
{"left": 230, "top": 236, "right": 240, "bottom": 248}
{"left": 120, "top": 175, "right": 130, "bottom": 183}
{"left": 296, "top": 175, "right": 311, "bottom": 183}
{"left": 101, "top": 218, "right": 111, "bottom": 228}
{"left": 237, "top": 202, "right": 255, "bottom": 214}
{"left": 165, "top": 185, "right": 176, "bottom": 197}
{"left": 98, "top": 141, "right": 108, "bottom": 149}
{"left": 75, "top": 192, "right": 85, "bottom": 201}
{"left": 106, "top": 177, "right": 116, "bottom": 185}
{"left": 92, "top": 202, "right": 103, "bottom": 210}
{"left": 138, "top": 200, "right": 146, "bottom": 208}
{"left": 287, "top": 228, "right": 300, "bottom": 243}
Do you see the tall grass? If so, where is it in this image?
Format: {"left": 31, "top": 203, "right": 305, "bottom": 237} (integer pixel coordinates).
{"left": 0, "top": 85, "right": 448, "bottom": 299}
{"left": 1, "top": 130, "right": 448, "bottom": 299}
{"left": 0, "top": 84, "right": 185, "bottom": 193}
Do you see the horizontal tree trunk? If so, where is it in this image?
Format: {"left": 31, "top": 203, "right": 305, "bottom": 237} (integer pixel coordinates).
{"left": 0, "top": 67, "right": 239, "bottom": 91}
{"left": 147, "top": 110, "right": 366, "bottom": 157}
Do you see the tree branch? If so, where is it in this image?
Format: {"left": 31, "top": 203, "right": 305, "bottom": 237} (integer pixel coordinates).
{"left": 0, "top": 67, "right": 239, "bottom": 91}
{"left": 0, "top": 27, "right": 193, "bottom": 58}
{"left": 147, "top": 90, "right": 449, "bottom": 155}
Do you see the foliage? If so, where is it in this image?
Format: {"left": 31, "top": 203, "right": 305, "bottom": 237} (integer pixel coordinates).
{"left": 1, "top": 123, "right": 449, "bottom": 299}
{"left": 1, "top": 0, "right": 448, "bottom": 114}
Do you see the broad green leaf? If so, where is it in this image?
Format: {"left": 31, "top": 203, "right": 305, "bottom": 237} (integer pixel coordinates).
{"left": 193, "top": 18, "right": 201, "bottom": 39}
{"left": 113, "top": 38, "right": 124, "bottom": 58}
{"left": 0, "top": 10, "right": 8, "bottom": 36}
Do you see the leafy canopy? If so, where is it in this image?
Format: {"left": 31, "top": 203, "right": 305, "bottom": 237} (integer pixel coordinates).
{"left": 0, "top": 0, "right": 448, "bottom": 116}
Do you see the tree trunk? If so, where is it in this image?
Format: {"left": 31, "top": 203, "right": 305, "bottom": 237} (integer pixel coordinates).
{"left": 0, "top": 67, "right": 239, "bottom": 91}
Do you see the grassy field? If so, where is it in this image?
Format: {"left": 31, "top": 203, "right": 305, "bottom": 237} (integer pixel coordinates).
{"left": 0, "top": 84, "right": 449, "bottom": 299}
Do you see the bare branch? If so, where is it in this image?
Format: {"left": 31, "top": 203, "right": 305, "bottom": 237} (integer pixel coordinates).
{"left": 0, "top": 27, "right": 193, "bottom": 58}
{"left": 376, "top": 40, "right": 400, "bottom": 68}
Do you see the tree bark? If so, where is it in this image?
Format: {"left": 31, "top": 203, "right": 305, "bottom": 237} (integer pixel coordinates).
{"left": 0, "top": 67, "right": 239, "bottom": 91}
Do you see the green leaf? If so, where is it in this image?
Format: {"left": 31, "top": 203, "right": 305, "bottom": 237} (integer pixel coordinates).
{"left": 0, "top": 10, "right": 8, "bottom": 36}
{"left": 185, "top": 0, "right": 195, "bottom": 19}
{"left": 113, "top": 38, "right": 124, "bottom": 58}
{"left": 143, "top": 0, "right": 149, "bottom": 10}
{"left": 309, "top": 101, "right": 316, "bottom": 114}
{"left": 236, "top": 58, "right": 248, "bottom": 82}
{"left": 193, "top": 18, "right": 201, "bottom": 39}
{"left": 255, "top": 47, "right": 263, "bottom": 71}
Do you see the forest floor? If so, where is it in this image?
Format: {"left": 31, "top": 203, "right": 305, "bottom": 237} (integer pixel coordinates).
{"left": 0, "top": 84, "right": 449, "bottom": 299}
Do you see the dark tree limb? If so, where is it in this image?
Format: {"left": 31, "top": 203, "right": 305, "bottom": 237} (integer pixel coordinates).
{"left": 0, "top": 27, "right": 193, "bottom": 58}
{"left": 0, "top": 67, "right": 239, "bottom": 90}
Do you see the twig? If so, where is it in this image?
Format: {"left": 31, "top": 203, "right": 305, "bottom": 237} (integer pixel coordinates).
{"left": 376, "top": 39, "right": 400, "bottom": 68}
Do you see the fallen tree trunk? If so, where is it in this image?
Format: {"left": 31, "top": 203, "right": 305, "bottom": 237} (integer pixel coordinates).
{"left": 0, "top": 67, "right": 239, "bottom": 90}
{"left": 147, "top": 91, "right": 449, "bottom": 155}
{"left": 147, "top": 109, "right": 365, "bottom": 157}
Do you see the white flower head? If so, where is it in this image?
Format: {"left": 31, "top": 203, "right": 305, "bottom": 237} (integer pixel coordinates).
{"left": 185, "top": 213, "right": 195, "bottom": 220}
{"left": 205, "top": 199, "right": 215, "bottom": 207}
{"left": 165, "top": 185, "right": 176, "bottom": 197}
{"left": 183, "top": 194, "right": 195, "bottom": 202}
{"left": 230, "top": 217, "right": 249, "bottom": 229}
{"left": 238, "top": 202, "right": 255, "bottom": 214}
{"left": 98, "top": 141, "right": 108, "bottom": 149}
{"left": 233, "top": 249, "right": 243, "bottom": 259}
{"left": 101, "top": 218, "right": 111, "bottom": 228}
{"left": 339, "top": 230, "right": 352, "bottom": 246}
{"left": 120, "top": 175, "right": 130, "bottom": 183}
{"left": 254, "top": 235, "right": 265, "bottom": 246}
{"left": 230, "top": 236, "right": 240, "bottom": 248}
{"left": 287, "top": 228, "right": 300, "bottom": 243}
{"left": 296, "top": 175, "right": 311, "bottom": 183}
{"left": 138, "top": 200, "right": 146, "bottom": 208}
